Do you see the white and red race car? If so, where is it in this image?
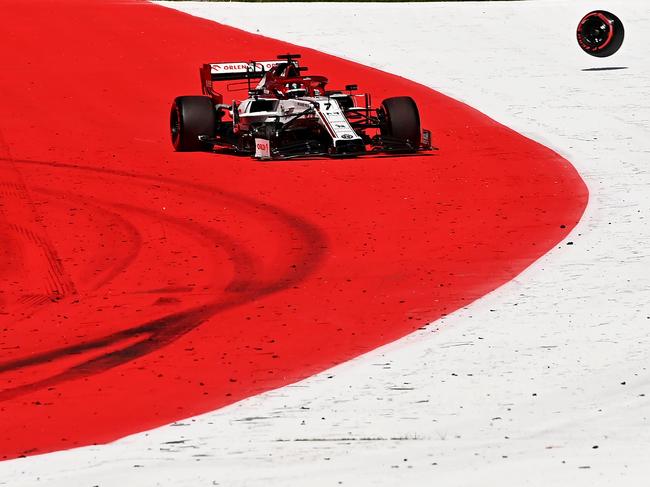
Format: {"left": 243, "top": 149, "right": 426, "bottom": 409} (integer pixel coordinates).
{"left": 170, "top": 53, "right": 432, "bottom": 159}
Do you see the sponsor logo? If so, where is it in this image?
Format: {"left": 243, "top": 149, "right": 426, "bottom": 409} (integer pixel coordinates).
{"left": 254, "top": 138, "right": 271, "bottom": 159}
{"left": 210, "top": 61, "right": 288, "bottom": 74}
{"left": 341, "top": 134, "right": 354, "bottom": 139}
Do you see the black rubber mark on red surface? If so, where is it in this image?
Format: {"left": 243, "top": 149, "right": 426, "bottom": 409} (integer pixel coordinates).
{"left": 0, "top": 157, "right": 327, "bottom": 401}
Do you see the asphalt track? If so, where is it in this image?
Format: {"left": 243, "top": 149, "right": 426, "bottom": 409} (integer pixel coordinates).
{"left": 0, "top": 0, "right": 587, "bottom": 460}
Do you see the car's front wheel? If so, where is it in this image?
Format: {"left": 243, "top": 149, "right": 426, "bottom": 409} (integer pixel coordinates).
{"left": 170, "top": 96, "right": 216, "bottom": 151}
{"left": 576, "top": 10, "right": 625, "bottom": 57}
{"left": 379, "top": 96, "right": 421, "bottom": 150}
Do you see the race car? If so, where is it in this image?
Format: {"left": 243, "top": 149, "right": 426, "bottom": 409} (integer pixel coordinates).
{"left": 170, "top": 53, "right": 432, "bottom": 159}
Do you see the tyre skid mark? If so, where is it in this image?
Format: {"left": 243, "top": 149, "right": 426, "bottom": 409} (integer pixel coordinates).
{"left": 33, "top": 187, "right": 144, "bottom": 293}
{"left": 0, "top": 157, "right": 326, "bottom": 402}
{"left": 0, "top": 155, "right": 77, "bottom": 301}
{"left": 4, "top": 157, "right": 327, "bottom": 291}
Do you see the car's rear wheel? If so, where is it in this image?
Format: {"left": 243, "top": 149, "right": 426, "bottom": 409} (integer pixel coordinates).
{"left": 170, "top": 96, "right": 216, "bottom": 151}
{"left": 379, "top": 96, "right": 421, "bottom": 150}
{"left": 576, "top": 10, "right": 624, "bottom": 57}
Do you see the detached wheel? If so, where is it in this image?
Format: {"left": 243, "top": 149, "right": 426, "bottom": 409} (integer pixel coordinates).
{"left": 170, "top": 96, "right": 216, "bottom": 151}
{"left": 576, "top": 10, "right": 624, "bottom": 57}
{"left": 380, "top": 96, "right": 421, "bottom": 150}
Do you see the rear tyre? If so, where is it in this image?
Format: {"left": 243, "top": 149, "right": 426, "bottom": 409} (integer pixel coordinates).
{"left": 576, "top": 10, "right": 624, "bottom": 58}
{"left": 170, "top": 96, "right": 216, "bottom": 151}
{"left": 379, "top": 96, "right": 421, "bottom": 150}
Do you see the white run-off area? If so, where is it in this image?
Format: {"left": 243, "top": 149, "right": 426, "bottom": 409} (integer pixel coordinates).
{"left": 3, "top": 1, "right": 649, "bottom": 485}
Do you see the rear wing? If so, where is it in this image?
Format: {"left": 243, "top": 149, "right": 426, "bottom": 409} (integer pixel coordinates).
{"left": 202, "top": 60, "right": 294, "bottom": 81}
{"left": 200, "top": 59, "right": 299, "bottom": 98}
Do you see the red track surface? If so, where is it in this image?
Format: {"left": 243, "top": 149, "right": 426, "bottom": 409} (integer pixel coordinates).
{"left": 0, "top": 0, "right": 587, "bottom": 460}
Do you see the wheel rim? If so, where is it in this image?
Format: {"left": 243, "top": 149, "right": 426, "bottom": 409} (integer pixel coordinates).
{"left": 578, "top": 12, "right": 614, "bottom": 51}
{"left": 583, "top": 17, "right": 609, "bottom": 46}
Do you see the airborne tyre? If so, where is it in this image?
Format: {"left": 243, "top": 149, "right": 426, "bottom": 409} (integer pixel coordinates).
{"left": 170, "top": 96, "right": 216, "bottom": 151}
{"left": 576, "top": 10, "right": 624, "bottom": 58}
{"left": 380, "top": 96, "right": 421, "bottom": 150}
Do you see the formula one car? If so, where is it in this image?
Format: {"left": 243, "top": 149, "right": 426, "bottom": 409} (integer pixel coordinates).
{"left": 170, "top": 53, "right": 432, "bottom": 159}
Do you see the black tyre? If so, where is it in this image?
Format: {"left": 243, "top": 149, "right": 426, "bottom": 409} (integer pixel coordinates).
{"left": 380, "top": 96, "right": 421, "bottom": 150}
{"left": 170, "top": 96, "right": 216, "bottom": 151}
{"left": 576, "top": 10, "right": 624, "bottom": 58}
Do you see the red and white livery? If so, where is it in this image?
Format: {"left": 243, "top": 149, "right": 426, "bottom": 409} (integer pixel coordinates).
{"left": 170, "top": 54, "right": 432, "bottom": 159}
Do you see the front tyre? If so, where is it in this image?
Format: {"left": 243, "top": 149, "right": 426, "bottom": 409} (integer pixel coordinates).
{"left": 576, "top": 10, "right": 624, "bottom": 58}
{"left": 379, "top": 96, "right": 421, "bottom": 150}
{"left": 170, "top": 96, "right": 216, "bottom": 151}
